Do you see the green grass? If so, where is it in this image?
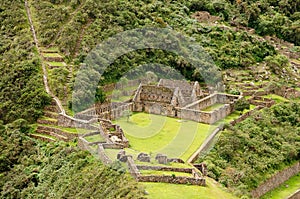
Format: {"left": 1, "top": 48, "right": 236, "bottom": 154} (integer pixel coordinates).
{"left": 105, "top": 148, "right": 121, "bottom": 160}
{"left": 222, "top": 104, "right": 256, "bottom": 123}
{"left": 264, "top": 94, "right": 289, "bottom": 103}
{"left": 31, "top": 133, "right": 56, "bottom": 140}
{"left": 42, "top": 53, "right": 63, "bottom": 58}
{"left": 46, "top": 61, "right": 66, "bottom": 67}
{"left": 140, "top": 170, "right": 192, "bottom": 177}
{"left": 84, "top": 134, "right": 105, "bottom": 143}
{"left": 40, "top": 116, "right": 57, "bottom": 122}
{"left": 40, "top": 47, "right": 59, "bottom": 52}
{"left": 261, "top": 173, "right": 300, "bottom": 199}
{"left": 142, "top": 178, "right": 237, "bottom": 199}
{"left": 201, "top": 103, "right": 225, "bottom": 112}
{"left": 116, "top": 113, "right": 216, "bottom": 162}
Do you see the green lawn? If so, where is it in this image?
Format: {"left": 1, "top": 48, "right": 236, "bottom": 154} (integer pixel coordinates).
{"left": 142, "top": 178, "right": 237, "bottom": 199}
{"left": 222, "top": 104, "right": 256, "bottom": 123}
{"left": 116, "top": 113, "right": 216, "bottom": 161}
{"left": 46, "top": 61, "right": 66, "bottom": 67}
{"left": 42, "top": 53, "right": 63, "bottom": 57}
{"left": 105, "top": 148, "right": 121, "bottom": 160}
{"left": 261, "top": 173, "right": 300, "bottom": 199}
{"left": 264, "top": 94, "right": 289, "bottom": 103}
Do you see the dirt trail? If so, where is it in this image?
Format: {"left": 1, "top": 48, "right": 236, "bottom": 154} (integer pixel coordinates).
{"left": 25, "top": 0, "right": 65, "bottom": 115}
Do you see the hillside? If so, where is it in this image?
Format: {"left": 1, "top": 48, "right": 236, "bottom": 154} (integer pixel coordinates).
{"left": 0, "top": 0, "right": 299, "bottom": 198}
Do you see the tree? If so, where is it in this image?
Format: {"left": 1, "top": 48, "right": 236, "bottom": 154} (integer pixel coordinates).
{"left": 235, "top": 98, "right": 250, "bottom": 114}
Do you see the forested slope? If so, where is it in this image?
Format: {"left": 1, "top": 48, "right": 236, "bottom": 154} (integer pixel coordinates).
{"left": 0, "top": 120, "right": 144, "bottom": 198}
{"left": 199, "top": 102, "right": 300, "bottom": 197}
{"left": 0, "top": 1, "right": 51, "bottom": 123}
{"left": 0, "top": 1, "right": 144, "bottom": 198}
{"left": 30, "top": 0, "right": 289, "bottom": 83}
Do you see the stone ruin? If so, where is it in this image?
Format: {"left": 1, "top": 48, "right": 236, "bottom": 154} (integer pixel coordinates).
{"left": 155, "top": 154, "right": 168, "bottom": 164}
{"left": 137, "top": 153, "right": 151, "bottom": 162}
{"left": 75, "top": 78, "right": 241, "bottom": 124}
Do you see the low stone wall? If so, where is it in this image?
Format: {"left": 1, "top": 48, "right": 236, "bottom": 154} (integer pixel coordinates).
{"left": 187, "top": 125, "right": 223, "bottom": 163}
{"left": 30, "top": 134, "right": 55, "bottom": 142}
{"left": 57, "top": 114, "right": 98, "bottom": 130}
{"left": 230, "top": 106, "right": 263, "bottom": 126}
{"left": 37, "top": 126, "right": 83, "bottom": 140}
{"left": 251, "top": 162, "right": 300, "bottom": 198}
{"left": 78, "top": 137, "right": 91, "bottom": 151}
{"left": 102, "top": 143, "right": 124, "bottom": 149}
{"left": 97, "top": 144, "right": 112, "bottom": 165}
{"left": 37, "top": 119, "right": 58, "bottom": 126}
{"left": 43, "top": 56, "right": 64, "bottom": 62}
{"left": 127, "top": 156, "right": 140, "bottom": 179}
{"left": 137, "top": 175, "right": 206, "bottom": 186}
{"left": 288, "top": 189, "right": 300, "bottom": 199}
{"left": 179, "top": 104, "right": 232, "bottom": 124}
{"left": 136, "top": 165, "right": 194, "bottom": 173}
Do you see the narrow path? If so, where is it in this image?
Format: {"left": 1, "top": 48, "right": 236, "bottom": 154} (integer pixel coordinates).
{"left": 73, "top": 19, "right": 93, "bottom": 57}
{"left": 47, "top": 0, "right": 86, "bottom": 48}
{"left": 25, "top": 0, "right": 65, "bottom": 115}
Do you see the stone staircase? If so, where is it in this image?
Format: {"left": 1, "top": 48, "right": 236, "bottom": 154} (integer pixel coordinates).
{"left": 30, "top": 100, "right": 95, "bottom": 142}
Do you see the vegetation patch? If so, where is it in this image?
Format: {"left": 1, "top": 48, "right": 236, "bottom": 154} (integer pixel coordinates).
{"left": 199, "top": 102, "right": 300, "bottom": 197}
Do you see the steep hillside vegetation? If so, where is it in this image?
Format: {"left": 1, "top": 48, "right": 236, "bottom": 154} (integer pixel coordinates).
{"left": 199, "top": 102, "right": 300, "bottom": 197}
{"left": 0, "top": 120, "right": 144, "bottom": 198}
{"left": 30, "top": 0, "right": 282, "bottom": 82}
{"left": 0, "top": 1, "right": 51, "bottom": 123}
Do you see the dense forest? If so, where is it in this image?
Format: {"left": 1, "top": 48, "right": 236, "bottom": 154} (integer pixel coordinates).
{"left": 0, "top": 1, "right": 51, "bottom": 124}
{"left": 199, "top": 102, "right": 300, "bottom": 197}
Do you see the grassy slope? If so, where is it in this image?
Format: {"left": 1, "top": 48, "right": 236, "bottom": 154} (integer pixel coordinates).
{"left": 116, "top": 113, "right": 214, "bottom": 161}
{"left": 143, "top": 178, "right": 237, "bottom": 199}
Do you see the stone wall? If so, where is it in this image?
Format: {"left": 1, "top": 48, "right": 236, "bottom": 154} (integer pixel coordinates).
{"left": 30, "top": 134, "right": 55, "bottom": 142}
{"left": 230, "top": 106, "right": 263, "bottom": 126}
{"left": 57, "top": 114, "right": 98, "bottom": 130}
{"left": 137, "top": 175, "right": 206, "bottom": 186}
{"left": 37, "top": 125, "right": 82, "bottom": 140}
{"left": 136, "top": 165, "right": 194, "bottom": 173}
{"left": 249, "top": 96, "right": 275, "bottom": 108}
{"left": 78, "top": 137, "right": 92, "bottom": 151}
{"left": 187, "top": 125, "right": 223, "bottom": 163}
{"left": 127, "top": 156, "right": 141, "bottom": 179}
{"left": 179, "top": 104, "right": 232, "bottom": 124}
{"left": 288, "top": 189, "right": 300, "bottom": 199}
{"left": 251, "top": 162, "right": 300, "bottom": 198}
{"left": 97, "top": 144, "right": 112, "bottom": 164}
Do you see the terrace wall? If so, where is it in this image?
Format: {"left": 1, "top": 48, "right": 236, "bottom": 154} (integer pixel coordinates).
{"left": 137, "top": 175, "right": 206, "bottom": 186}
{"left": 251, "top": 162, "right": 300, "bottom": 198}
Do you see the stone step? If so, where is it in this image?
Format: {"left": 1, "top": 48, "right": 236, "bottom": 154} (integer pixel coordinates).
{"left": 30, "top": 133, "right": 56, "bottom": 142}
{"left": 37, "top": 117, "right": 58, "bottom": 126}
{"left": 36, "top": 128, "right": 68, "bottom": 142}
{"left": 36, "top": 125, "right": 81, "bottom": 140}
{"left": 44, "top": 111, "right": 59, "bottom": 119}
{"left": 44, "top": 105, "right": 59, "bottom": 113}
